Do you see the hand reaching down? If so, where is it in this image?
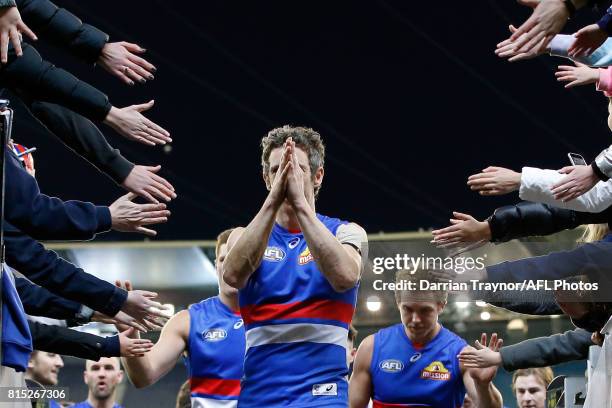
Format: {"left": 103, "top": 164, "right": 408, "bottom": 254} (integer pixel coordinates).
{"left": 121, "top": 165, "right": 176, "bottom": 204}
{"left": 104, "top": 100, "right": 171, "bottom": 146}
{"left": 109, "top": 192, "right": 170, "bottom": 236}
{"left": 98, "top": 41, "right": 156, "bottom": 85}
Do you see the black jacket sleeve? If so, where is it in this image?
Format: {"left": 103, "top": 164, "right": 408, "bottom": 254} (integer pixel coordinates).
{"left": 0, "top": 41, "right": 112, "bottom": 121}
{"left": 4, "top": 222, "right": 128, "bottom": 317}
{"left": 4, "top": 148, "right": 112, "bottom": 240}
{"left": 488, "top": 201, "right": 612, "bottom": 243}
{"left": 29, "top": 321, "right": 120, "bottom": 360}
{"left": 486, "top": 241, "right": 612, "bottom": 300}
{"left": 23, "top": 99, "right": 134, "bottom": 183}
{"left": 500, "top": 329, "right": 593, "bottom": 371}
{"left": 16, "top": 0, "right": 108, "bottom": 64}
{"left": 15, "top": 276, "right": 83, "bottom": 320}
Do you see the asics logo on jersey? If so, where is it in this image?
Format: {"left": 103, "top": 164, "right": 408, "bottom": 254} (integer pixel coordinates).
{"left": 288, "top": 237, "right": 300, "bottom": 249}
{"left": 312, "top": 383, "right": 337, "bottom": 396}
{"left": 263, "top": 246, "right": 285, "bottom": 262}
{"left": 379, "top": 359, "right": 404, "bottom": 373}
{"left": 234, "top": 319, "right": 244, "bottom": 329}
{"left": 202, "top": 328, "right": 227, "bottom": 342}
{"left": 410, "top": 352, "right": 422, "bottom": 362}
{"left": 420, "top": 361, "right": 451, "bottom": 381}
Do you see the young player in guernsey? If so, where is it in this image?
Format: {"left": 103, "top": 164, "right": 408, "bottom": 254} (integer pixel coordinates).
{"left": 349, "top": 269, "right": 504, "bottom": 408}
{"left": 223, "top": 126, "right": 367, "bottom": 407}
{"left": 118, "top": 229, "right": 245, "bottom": 407}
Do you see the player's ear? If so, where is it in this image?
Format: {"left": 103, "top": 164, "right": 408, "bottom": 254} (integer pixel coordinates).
{"left": 437, "top": 301, "right": 447, "bottom": 314}
{"left": 313, "top": 167, "right": 324, "bottom": 190}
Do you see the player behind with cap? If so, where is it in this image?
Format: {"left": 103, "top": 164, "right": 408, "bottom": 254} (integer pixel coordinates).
{"left": 119, "top": 228, "right": 245, "bottom": 407}
{"left": 349, "top": 269, "right": 503, "bottom": 408}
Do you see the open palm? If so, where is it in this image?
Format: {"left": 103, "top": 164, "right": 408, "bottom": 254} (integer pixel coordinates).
{"left": 466, "top": 333, "right": 503, "bottom": 383}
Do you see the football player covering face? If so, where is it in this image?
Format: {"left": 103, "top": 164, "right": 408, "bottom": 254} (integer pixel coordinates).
{"left": 223, "top": 127, "right": 367, "bottom": 407}
{"left": 349, "top": 270, "right": 503, "bottom": 408}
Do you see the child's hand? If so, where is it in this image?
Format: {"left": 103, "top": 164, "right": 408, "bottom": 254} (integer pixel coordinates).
{"left": 555, "top": 63, "right": 599, "bottom": 88}
{"left": 568, "top": 23, "right": 609, "bottom": 57}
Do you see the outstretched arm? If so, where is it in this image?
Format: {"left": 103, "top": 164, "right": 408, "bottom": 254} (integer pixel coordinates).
{"left": 461, "top": 334, "right": 503, "bottom": 408}
{"left": 122, "top": 310, "right": 189, "bottom": 388}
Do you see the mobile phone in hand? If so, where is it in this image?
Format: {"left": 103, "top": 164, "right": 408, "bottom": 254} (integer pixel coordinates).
{"left": 568, "top": 153, "right": 587, "bottom": 166}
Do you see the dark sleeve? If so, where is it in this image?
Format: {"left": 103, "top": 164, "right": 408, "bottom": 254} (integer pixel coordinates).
{"left": 500, "top": 329, "right": 593, "bottom": 371}
{"left": 29, "top": 321, "right": 120, "bottom": 360}
{"left": 488, "top": 300, "right": 563, "bottom": 315}
{"left": 488, "top": 201, "right": 612, "bottom": 243}
{"left": 486, "top": 241, "right": 612, "bottom": 289}
{"left": 24, "top": 99, "right": 134, "bottom": 184}
{"left": 473, "top": 286, "right": 563, "bottom": 315}
{"left": 4, "top": 223, "right": 128, "bottom": 317}
{"left": 15, "top": 277, "right": 82, "bottom": 319}
{"left": 597, "top": 6, "right": 612, "bottom": 35}
{"left": 588, "top": 0, "right": 612, "bottom": 9}
{"left": 0, "top": 42, "right": 112, "bottom": 122}
{"left": 16, "top": 0, "right": 108, "bottom": 64}
{"left": 4, "top": 149, "right": 112, "bottom": 240}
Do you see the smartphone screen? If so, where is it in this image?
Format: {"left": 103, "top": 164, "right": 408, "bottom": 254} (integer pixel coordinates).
{"left": 568, "top": 153, "right": 587, "bottom": 166}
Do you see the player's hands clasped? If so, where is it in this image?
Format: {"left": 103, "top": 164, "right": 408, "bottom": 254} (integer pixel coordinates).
{"left": 266, "top": 138, "right": 308, "bottom": 210}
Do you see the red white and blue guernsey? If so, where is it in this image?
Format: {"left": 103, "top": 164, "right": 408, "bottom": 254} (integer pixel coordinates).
{"left": 186, "top": 296, "right": 245, "bottom": 408}
{"left": 370, "top": 323, "right": 467, "bottom": 408}
{"left": 239, "top": 214, "right": 357, "bottom": 407}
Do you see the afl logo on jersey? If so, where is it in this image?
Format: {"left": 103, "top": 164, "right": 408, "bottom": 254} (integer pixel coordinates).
{"left": 264, "top": 246, "right": 285, "bottom": 262}
{"left": 379, "top": 359, "right": 404, "bottom": 373}
{"left": 420, "top": 361, "right": 451, "bottom": 381}
{"left": 288, "top": 237, "right": 300, "bottom": 249}
{"left": 202, "top": 328, "right": 227, "bottom": 342}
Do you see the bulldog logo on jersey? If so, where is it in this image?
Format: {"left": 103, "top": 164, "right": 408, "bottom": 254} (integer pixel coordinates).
{"left": 379, "top": 359, "right": 404, "bottom": 373}
{"left": 298, "top": 247, "right": 314, "bottom": 265}
{"left": 264, "top": 246, "right": 285, "bottom": 262}
{"left": 202, "top": 328, "right": 228, "bottom": 342}
{"left": 420, "top": 361, "right": 451, "bottom": 381}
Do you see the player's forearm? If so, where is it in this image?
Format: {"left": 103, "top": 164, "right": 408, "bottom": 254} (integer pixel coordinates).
{"left": 474, "top": 382, "right": 503, "bottom": 408}
{"left": 121, "top": 331, "right": 158, "bottom": 388}
{"left": 223, "top": 198, "right": 278, "bottom": 289}
{"left": 294, "top": 201, "right": 359, "bottom": 292}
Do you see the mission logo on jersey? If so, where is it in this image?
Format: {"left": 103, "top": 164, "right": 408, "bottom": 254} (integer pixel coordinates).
{"left": 298, "top": 247, "right": 314, "bottom": 265}
{"left": 420, "top": 361, "right": 451, "bottom": 381}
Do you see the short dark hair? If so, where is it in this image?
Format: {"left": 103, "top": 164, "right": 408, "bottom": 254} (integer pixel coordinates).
{"left": 261, "top": 125, "right": 325, "bottom": 196}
